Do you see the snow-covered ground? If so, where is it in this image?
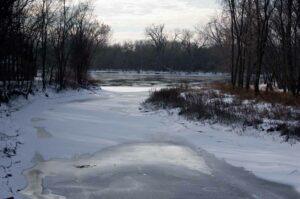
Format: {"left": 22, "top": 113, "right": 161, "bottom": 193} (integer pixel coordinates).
{"left": 0, "top": 73, "right": 300, "bottom": 198}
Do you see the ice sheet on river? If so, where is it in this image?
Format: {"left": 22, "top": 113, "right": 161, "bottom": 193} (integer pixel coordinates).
{"left": 21, "top": 142, "right": 299, "bottom": 199}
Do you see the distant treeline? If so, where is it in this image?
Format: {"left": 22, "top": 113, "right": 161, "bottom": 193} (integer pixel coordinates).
{"left": 94, "top": 38, "right": 226, "bottom": 72}
{"left": 0, "top": 0, "right": 110, "bottom": 101}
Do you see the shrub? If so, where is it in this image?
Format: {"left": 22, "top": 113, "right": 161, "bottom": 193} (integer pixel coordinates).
{"left": 145, "top": 87, "right": 186, "bottom": 109}
{"left": 144, "top": 86, "right": 300, "bottom": 141}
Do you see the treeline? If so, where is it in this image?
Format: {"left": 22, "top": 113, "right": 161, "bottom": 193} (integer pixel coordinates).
{"left": 94, "top": 25, "right": 226, "bottom": 72}
{"left": 0, "top": 0, "right": 110, "bottom": 101}
{"left": 207, "top": 0, "right": 300, "bottom": 95}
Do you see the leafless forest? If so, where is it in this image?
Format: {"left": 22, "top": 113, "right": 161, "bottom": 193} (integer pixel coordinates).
{"left": 1, "top": 0, "right": 300, "bottom": 101}
{"left": 0, "top": 0, "right": 111, "bottom": 101}
{"left": 210, "top": 0, "right": 300, "bottom": 95}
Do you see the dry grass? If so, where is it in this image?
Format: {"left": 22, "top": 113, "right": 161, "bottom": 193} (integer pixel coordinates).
{"left": 145, "top": 86, "right": 256, "bottom": 124}
{"left": 210, "top": 83, "right": 300, "bottom": 107}
{"left": 144, "top": 85, "right": 300, "bottom": 141}
{"left": 145, "top": 87, "right": 186, "bottom": 109}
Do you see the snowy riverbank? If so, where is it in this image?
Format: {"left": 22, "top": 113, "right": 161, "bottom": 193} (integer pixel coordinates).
{"left": 0, "top": 86, "right": 300, "bottom": 198}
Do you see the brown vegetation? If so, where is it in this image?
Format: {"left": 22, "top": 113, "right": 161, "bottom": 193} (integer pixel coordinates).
{"left": 144, "top": 86, "right": 300, "bottom": 141}
{"left": 210, "top": 83, "right": 300, "bottom": 107}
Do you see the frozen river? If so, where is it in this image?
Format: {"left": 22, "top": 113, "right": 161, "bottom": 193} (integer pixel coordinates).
{"left": 1, "top": 71, "right": 300, "bottom": 199}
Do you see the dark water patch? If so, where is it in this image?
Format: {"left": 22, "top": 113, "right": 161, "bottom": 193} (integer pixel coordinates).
{"left": 91, "top": 71, "right": 228, "bottom": 87}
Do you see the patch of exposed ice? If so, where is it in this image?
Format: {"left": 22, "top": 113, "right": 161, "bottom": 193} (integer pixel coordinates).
{"left": 20, "top": 143, "right": 211, "bottom": 199}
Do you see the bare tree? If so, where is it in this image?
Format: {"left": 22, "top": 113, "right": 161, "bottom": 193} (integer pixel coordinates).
{"left": 145, "top": 24, "right": 168, "bottom": 69}
{"left": 70, "top": 3, "right": 111, "bottom": 84}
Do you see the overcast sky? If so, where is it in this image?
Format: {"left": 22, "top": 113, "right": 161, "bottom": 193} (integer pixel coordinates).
{"left": 94, "top": 0, "right": 220, "bottom": 43}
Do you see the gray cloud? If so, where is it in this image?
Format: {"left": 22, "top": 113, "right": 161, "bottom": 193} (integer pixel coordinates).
{"left": 180, "top": 0, "right": 219, "bottom": 7}
{"left": 94, "top": 0, "right": 220, "bottom": 42}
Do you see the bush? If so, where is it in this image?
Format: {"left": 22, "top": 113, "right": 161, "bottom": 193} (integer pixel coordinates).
{"left": 145, "top": 87, "right": 186, "bottom": 109}
{"left": 278, "top": 124, "right": 300, "bottom": 141}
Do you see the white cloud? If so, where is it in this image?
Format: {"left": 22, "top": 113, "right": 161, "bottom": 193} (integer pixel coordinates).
{"left": 94, "top": 0, "right": 220, "bottom": 43}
